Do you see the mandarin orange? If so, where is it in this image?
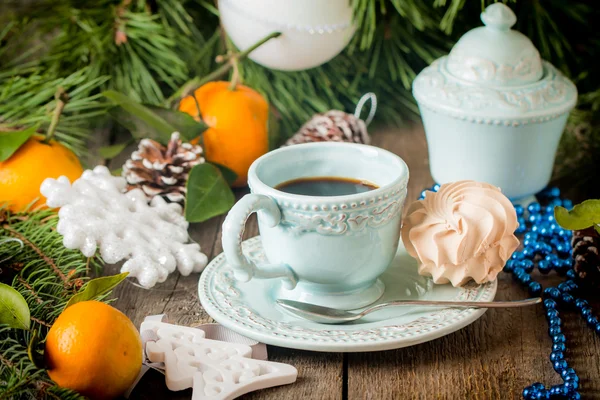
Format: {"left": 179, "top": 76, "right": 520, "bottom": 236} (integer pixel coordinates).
{"left": 179, "top": 81, "right": 269, "bottom": 187}
{"left": 0, "top": 136, "right": 83, "bottom": 211}
{"left": 45, "top": 301, "right": 142, "bottom": 400}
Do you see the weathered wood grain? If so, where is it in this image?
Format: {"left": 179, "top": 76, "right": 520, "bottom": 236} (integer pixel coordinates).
{"left": 347, "top": 126, "right": 600, "bottom": 400}
{"left": 95, "top": 118, "right": 345, "bottom": 399}
{"left": 163, "top": 196, "right": 344, "bottom": 400}
{"left": 108, "top": 125, "right": 600, "bottom": 400}
{"left": 110, "top": 189, "right": 344, "bottom": 399}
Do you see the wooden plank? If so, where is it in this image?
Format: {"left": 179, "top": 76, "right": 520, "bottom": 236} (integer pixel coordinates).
{"left": 122, "top": 214, "right": 223, "bottom": 400}
{"left": 347, "top": 276, "right": 600, "bottom": 399}
{"left": 112, "top": 124, "right": 600, "bottom": 399}
{"left": 117, "top": 188, "right": 343, "bottom": 399}
{"left": 347, "top": 126, "right": 600, "bottom": 399}
{"left": 161, "top": 190, "right": 344, "bottom": 400}
{"left": 129, "top": 126, "right": 425, "bottom": 399}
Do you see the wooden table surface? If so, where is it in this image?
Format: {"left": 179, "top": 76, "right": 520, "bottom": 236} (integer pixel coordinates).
{"left": 105, "top": 125, "right": 600, "bottom": 399}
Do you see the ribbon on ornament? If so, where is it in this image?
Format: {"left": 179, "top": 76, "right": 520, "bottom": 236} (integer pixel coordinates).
{"left": 125, "top": 314, "right": 269, "bottom": 398}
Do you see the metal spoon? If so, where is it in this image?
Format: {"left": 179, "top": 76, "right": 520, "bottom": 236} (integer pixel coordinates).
{"left": 276, "top": 297, "right": 542, "bottom": 324}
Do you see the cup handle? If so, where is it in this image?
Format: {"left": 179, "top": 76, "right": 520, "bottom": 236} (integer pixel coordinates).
{"left": 222, "top": 194, "right": 298, "bottom": 290}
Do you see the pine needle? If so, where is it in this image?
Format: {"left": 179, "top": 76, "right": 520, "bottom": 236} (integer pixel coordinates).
{"left": 0, "top": 209, "right": 104, "bottom": 400}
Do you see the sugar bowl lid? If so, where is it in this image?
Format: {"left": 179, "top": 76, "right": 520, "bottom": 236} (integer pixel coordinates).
{"left": 412, "top": 3, "right": 577, "bottom": 125}
{"left": 446, "top": 4, "right": 542, "bottom": 87}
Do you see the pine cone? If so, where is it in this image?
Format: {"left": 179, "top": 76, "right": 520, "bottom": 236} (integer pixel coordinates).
{"left": 285, "top": 110, "right": 370, "bottom": 146}
{"left": 123, "top": 132, "right": 204, "bottom": 205}
{"left": 572, "top": 227, "right": 600, "bottom": 288}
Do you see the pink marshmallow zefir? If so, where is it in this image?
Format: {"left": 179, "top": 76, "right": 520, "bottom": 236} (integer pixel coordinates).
{"left": 401, "top": 181, "right": 520, "bottom": 287}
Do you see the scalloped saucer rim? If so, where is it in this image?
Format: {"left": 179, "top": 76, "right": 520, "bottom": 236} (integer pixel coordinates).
{"left": 198, "top": 236, "right": 497, "bottom": 352}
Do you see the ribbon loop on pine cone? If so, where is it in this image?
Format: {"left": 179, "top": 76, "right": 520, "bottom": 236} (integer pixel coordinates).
{"left": 354, "top": 92, "right": 377, "bottom": 126}
{"left": 0, "top": 238, "right": 23, "bottom": 264}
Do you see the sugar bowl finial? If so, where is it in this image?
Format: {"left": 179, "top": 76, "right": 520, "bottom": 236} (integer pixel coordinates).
{"left": 481, "top": 3, "right": 517, "bottom": 31}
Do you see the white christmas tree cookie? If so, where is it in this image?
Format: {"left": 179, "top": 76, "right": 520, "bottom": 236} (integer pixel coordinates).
{"left": 40, "top": 166, "right": 208, "bottom": 288}
{"left": 140, "top": 318, "right": 298, "bottom": 400}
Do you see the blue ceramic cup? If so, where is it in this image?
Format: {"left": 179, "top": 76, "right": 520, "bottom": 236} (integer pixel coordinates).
{"left": 222, "top": 142, "right": 409, "bottom": 310}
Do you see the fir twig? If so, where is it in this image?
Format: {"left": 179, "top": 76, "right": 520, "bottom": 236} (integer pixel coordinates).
{"left": 42, "top": 87, "right": 69, "bottom": 144}
{"left": 3, "top": 0, "right": 596, "bottom": 194}
{"left": 0, "top": 68, "right": 109, "bottom": 157}
{"left": 0, "top": 210, "right": 105, "bottom": 400}
{"left": 30, "top": 317, "right": 51, "bottom": 328}
{"left": 169, "top": 31, "right": 282, "bottom": 102}
{"left": 0, "top": 353, "right": 14, "bottom": 368}
{"left": 3, "top": 225, "right": 69, "bottom": 287}
{"left": 17, "top": 277, "right": 43, "bottom": 305}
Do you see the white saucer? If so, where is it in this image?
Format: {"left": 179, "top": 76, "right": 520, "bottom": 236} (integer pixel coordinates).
{"left": 198, "top": 237, "right": 497, "bottom": 352}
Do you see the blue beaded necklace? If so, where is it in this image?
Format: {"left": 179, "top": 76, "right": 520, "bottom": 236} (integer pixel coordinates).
{"left": 420, "top": 185, "right": 585, "bottom": 400}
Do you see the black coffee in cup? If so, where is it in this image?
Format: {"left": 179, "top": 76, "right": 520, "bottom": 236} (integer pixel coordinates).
{"left": 275, "top": 177, "right": 378, "bottom": 197}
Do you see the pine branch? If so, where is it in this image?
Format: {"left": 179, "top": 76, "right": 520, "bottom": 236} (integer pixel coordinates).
{"left": 30, "top": 317, "right": 52, "bottom": 328}
{"left": 17, "top": 277, "right": 43, "bottom": 305}
{"left": 18, "top": 0, "right": 203, "bottom": 105}
{"left": 3, "top": 225, "right": 70, "bottom": 287}
{"left": 0, "top": 68, "right": 109, "bottom": 157}
{"left": 1, "top": 0, "right": 599, "bottom": 196}
{"left": 0, "top": 209, "right": 106, "bottom": 400}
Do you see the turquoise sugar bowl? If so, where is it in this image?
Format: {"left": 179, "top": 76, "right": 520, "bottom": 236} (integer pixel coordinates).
{"left": 412, "top": 3, "right": 577, "bottom": 199}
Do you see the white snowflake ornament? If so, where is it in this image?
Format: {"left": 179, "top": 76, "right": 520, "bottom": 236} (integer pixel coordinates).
{"left": 140, "top": 317, "right": 298, "bottom": 399}
{"left": 40, "top": 166, "right": 208, "bottom": 288}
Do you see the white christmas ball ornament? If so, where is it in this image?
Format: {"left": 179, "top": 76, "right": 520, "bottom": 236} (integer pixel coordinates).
{"left": 219, "top": 0, "right": 355, "bottom": 71}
